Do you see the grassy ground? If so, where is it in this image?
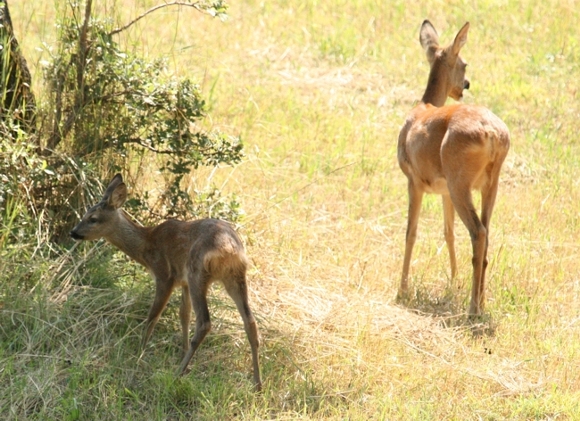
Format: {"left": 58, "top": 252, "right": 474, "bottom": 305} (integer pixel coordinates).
{"left": 4, "top": 0, "right": 580, "bottom": 419}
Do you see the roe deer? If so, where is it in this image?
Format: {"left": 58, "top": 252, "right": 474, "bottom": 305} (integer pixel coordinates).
{"left": 70, "top": 174, "right": 262, "bottom": 390}
{"left": 397, "top": 21, "right": 510, "bottom": 315}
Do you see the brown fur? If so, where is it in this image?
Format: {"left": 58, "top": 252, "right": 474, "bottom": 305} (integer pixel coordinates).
{"left": 70, "top": 174, "right": 262, "bottom": 390}
{"left": 397, "top": 21, "right": 510, "bottom": 315}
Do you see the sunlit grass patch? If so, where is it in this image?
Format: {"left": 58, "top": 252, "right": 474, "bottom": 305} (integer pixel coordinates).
{"left": 4, "top": 0, "right": 580, "bottom": 419}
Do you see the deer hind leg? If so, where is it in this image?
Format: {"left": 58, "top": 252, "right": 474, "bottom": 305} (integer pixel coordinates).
{"left": 179, "top": 284, "right": 192, "bottom": 354}
{"left": 400, "top": 180, "right": 424, "bottom": 297}
{"left": 142, "top": 279, "right": 174, "bottom": 350}
{"left": 223, "top": 272, "right": 262, "bottom": 391}
{"left": 477, "top": 169, "right": 501, "bottom": 311}
{"left": 447, "top": 185, "right": 487, "bottom": 316}
{"left": 442, "top": 194, "right": 458, "bottom": 280}
{"left": 177, "top": 270, "right": 212, "bottom": 376}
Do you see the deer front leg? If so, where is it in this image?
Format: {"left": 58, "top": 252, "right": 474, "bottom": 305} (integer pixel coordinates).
{"left": 442, "top": 194, "right": 457, "bottom": 280}
{"left": 142, "top": 278, "right": 173, "bottom": 350}
{"left": 400, "top": 181, "right": 424, "bottom": 298}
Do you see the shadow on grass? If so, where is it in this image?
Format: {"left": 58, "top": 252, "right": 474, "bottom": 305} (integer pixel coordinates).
{"left": 0, "top": 276, "right": 335, "bottom": 420}
{"left": 395, "top": 280, "right": 497, "bottom": 338}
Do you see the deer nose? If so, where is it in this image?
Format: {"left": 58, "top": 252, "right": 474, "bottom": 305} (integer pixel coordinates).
{"left": 70, "top": 230, "right": 83, "bottom": 240}
{"left": 464, "top": 79, "right": 470, "bottom": 90}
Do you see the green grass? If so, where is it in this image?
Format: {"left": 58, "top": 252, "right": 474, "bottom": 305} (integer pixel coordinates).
{"left": 3, "top": 0, "right": 580, "bottom": 419}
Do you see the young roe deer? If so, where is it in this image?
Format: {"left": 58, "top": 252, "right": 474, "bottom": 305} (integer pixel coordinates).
{"left": 70, "top": 174, "right": 262, "bottom": 390}
{"left": 397, "top": 21, "right": 510, "bottom": 315}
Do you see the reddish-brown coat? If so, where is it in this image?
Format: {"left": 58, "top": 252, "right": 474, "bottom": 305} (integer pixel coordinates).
{"left": 397, "top": 21, "right": 510, "bottom": 315}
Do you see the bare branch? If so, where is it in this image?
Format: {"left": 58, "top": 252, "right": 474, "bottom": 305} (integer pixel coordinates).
{"left": 122, "top": 138, "right": 175, "bottom": 154}
{"left": 122, "top": 137, "right": 218, "bottom": 156}
{"left": 109, "top": 1, "right": 210, "bottom": 37}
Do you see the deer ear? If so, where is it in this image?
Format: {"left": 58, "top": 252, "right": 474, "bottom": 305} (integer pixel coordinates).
{"left": 108, "top": 182, "right": 127, "bottom": 209}
{"left": 110, "top": 173, "right": 123, "bottom": 184}
{"left": 451, "top": 22, "right": 470, "bottom": 56}
{"left": 102, "top": 174, "right": 127, "bottom": 209}
{"left": 420, "top": 20, "right": 439, "bottom": 60}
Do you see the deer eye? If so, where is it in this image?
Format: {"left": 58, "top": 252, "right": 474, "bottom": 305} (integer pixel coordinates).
{"left": 88, "top": 216, "right": 99, "bottom": 224}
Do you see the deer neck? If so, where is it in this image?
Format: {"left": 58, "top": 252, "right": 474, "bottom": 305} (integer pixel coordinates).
{"left": 105, "top": 210, "right": 150, "bottom": 267}
{"left": 420, "top": 60, "right": 450, "bottom": 107}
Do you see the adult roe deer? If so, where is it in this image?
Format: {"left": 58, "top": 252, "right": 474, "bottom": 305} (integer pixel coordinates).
{"left": 70, "top": 174, "right": 262, "bottom": 390}
{"left": 397, "top": 20, "right": 510, "bottom": 315}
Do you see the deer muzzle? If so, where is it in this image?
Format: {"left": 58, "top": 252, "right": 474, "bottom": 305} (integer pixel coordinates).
{"left": 70, "top": 229, "right": 84, "bottom": 240}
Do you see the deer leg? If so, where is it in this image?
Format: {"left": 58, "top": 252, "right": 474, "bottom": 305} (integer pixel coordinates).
{"left": 468, "top": 220, "right": 487, "bottom": 316}
{"left": 142, "top": 279, "right": 174, "bottom": 350}
{"left": 179, "top": 284, "right": 192, "bottom": 354}
{"left": 477, "top": 172, "right": 501, "bottom": 310}
{"left": 223, "top": 273, "right": 262, "bottom": 391}
{"left": 400, "top": 180, "right": 424, "bottom": 297}
{"left": 177, "top": 272, "right": 212, "bottom": 376}
{"left": 448, "top": 186, "right": 487, "bottom": 316}
{"left": 442, "top": 194, "right": 457, "bottom": 280}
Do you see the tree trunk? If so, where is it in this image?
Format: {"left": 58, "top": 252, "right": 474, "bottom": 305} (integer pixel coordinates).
{"left": 0, "top": 0, "right": 36, "bottom": 137}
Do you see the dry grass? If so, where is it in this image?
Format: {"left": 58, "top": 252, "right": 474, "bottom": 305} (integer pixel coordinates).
{"left": 6, "top": 0, "right": 580, "bottom": 419}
